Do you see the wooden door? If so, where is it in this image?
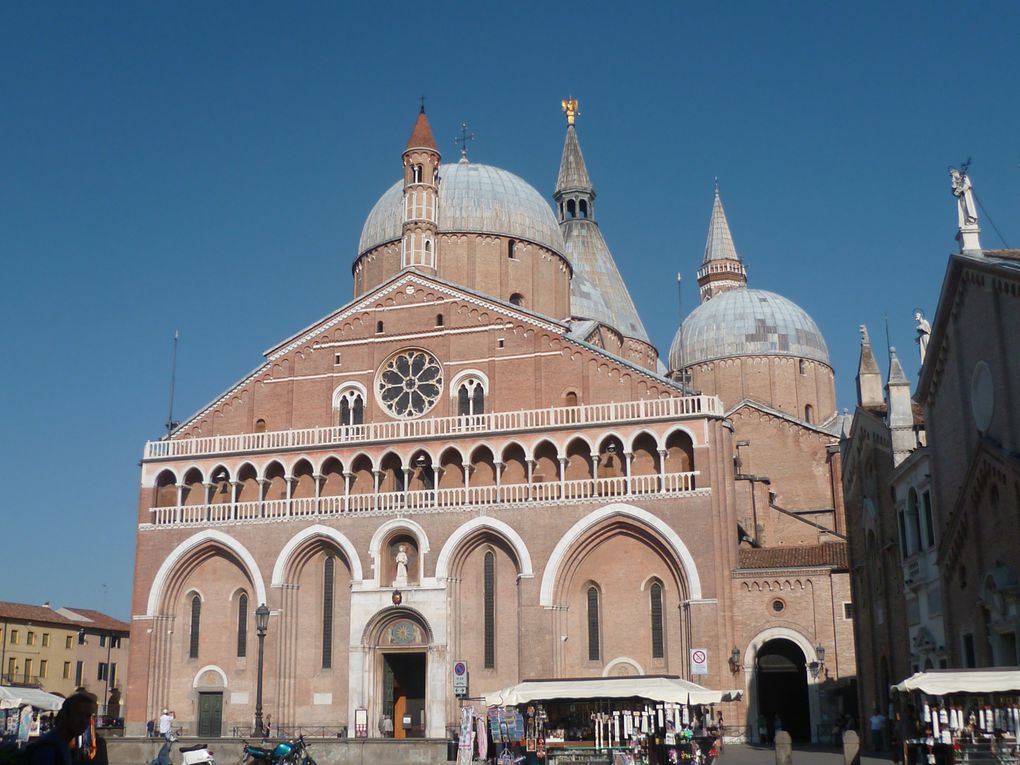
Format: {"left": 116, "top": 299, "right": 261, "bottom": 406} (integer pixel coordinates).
{"left": 197, "top": 692, "right": 222, "bottom": 738}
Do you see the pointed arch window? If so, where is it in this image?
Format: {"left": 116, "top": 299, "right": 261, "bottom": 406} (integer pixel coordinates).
{"left": 412, "top": 164, "right": 422, "bottom": 183}
{"left": 587, "top": 586, "right": 601, "bottom": 662}
{"left": 236, "top": 593, "right": 248, "bottom": 658}
{"left": 458, "top": 379, "right": 485, "bottom": 417}
{"left": 322, "top": 556, "right": 335, "bottom": 669}
{"left": 189, "top": 595, "right": 201, "bottom": 659}
{"left": 483, "top": 551, "right": 495, "bottom": 669}
{"left": 650, "top": 582, "right": 664, "bottom": 659}
{"left": 579, "top": 200, "right": 588, "bottom": 218}
{"left": 567, "top": 199, "right": 577, "bottom": 219}
{"left": 335, "top": 385, "right": 366, "bottom": 427}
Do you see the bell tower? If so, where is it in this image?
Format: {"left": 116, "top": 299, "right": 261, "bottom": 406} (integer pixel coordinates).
{"left": 696, "top": 183, "right": 747, "bottom": 302}
{"left": 401, "top": 104, "right": 441, "bottom": 272}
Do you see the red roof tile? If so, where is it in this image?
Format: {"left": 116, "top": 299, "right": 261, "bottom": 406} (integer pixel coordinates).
{"left": 738, "top": 543, "right": 849, "bottom": 570}
{"left": 0, "top": 601, "right": 128, "bottom": 632}
{"left": 62, "top": 608, "right": 130, "bottom": 633}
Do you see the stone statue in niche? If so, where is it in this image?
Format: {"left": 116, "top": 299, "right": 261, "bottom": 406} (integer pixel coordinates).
{"left": 394, "top": 543, "right": 409, "bottom": 587}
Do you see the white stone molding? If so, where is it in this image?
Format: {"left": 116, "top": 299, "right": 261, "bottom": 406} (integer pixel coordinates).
{"left": 367, "top": 518, "right": 432, "bottom": 586}
{"left": 192, "top": 665, "right": 228, "bottom": 689}
{"left": 331, "top": 380, "right": 368, "bottom": 408}
{"left": 271, "top": 524, "right": 364, "bottom": 585}
{"left": 146, "top": 530, "right": 267, "bottom": 616}
{"left": 602, "top": 657, "right": 645, "bottom": 677}
{"left": 449, "top": 368, "right": 490, "bottom": 395}
{"left": 539, "top": 503, "right": 703, "bottom": 606}
{"left": 658, "top": 423, "right": 700, "bottom": 449}
{"left": 434, "top": 517, "right": 534, "bottom": 580}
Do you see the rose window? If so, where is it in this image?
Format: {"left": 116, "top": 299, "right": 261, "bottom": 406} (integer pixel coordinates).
{"left": 376, "top": 349, "right": 443, "bottom": 418}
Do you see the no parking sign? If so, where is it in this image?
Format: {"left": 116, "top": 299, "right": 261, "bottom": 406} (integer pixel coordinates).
{"left": 453, "top": 660, "right": 469, "bottom": 697}
{"left": 690, "top": 648, "right": 708, "bottom": 675}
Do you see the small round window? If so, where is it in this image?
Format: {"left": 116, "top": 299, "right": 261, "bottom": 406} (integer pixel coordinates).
{"left": 376, "top": 349, "right": 443, "bottom": 419}
{"left": 770, "top": 598, "right": 786, "bottom": 614}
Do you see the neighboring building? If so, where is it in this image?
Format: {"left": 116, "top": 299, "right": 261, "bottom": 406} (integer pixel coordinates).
{"left": 125, "top": 104, "right": 855, "bottom": 742}
{"left": 915, "top": 171, "right": 1020, "bottom": 669}
{"left": 841, "top": 334, "right": 931, "bottom": 739}
{"left": 0, "top": 601, "right": 130, "bottom": 714}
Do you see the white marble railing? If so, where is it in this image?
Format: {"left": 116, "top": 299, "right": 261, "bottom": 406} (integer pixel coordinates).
{"left": 148, "top": 472, "right": 701, "bottom": 525}
{"left": 144, "top": 396, "right": 721, "bottom": 461}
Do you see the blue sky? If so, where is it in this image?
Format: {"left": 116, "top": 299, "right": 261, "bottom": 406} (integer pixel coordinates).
{"left": 2, "top": 2, "right": 1018, "bottom": 618}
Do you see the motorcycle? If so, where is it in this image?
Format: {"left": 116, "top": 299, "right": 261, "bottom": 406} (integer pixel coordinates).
{"left": 242, "top": 735, "right": 315, "bottom": 765}
{"left": 149, "top": 735, "right": 215, "bottom": 765}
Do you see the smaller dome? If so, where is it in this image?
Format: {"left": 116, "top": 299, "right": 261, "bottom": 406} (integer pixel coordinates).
{"left": 358, "top": 162, "right": 565, "bottom": 255}
{"left": 670, "top": 288, "right": 830, "bottom": 369}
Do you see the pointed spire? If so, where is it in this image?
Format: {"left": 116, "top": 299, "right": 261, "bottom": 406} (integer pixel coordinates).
{"left": 703, "top": 183, "right": 741, "bottom": 264}
{"left": 695, "top": 183, "right": 747, "bottom": 302}
{"left": 555, "top": 124, "right": 593, "bottom": 195}
{"left": 856, "top": 324, "right": 884, "bottom": 408}
{"left": 887, "top": 346, "right": 909, "bottom": 386}
{"left": 405, "top": 108, "right": 437, "bottom": 151}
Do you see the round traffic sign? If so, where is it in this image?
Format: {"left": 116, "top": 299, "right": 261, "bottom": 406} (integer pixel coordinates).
{"left": 692, "top": 650, "right": 706, "bottom": 664}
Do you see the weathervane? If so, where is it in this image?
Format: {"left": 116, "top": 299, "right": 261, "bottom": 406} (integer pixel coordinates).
{"left": 455, "top": 122, "right": 474, "bottom": 159}
{"left": 562, "top": 97, "right": 579, "bottom": 126}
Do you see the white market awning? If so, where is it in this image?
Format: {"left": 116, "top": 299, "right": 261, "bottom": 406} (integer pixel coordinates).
{"left": 484, "top": 675, "right": 741, "bottom": 707}
{"left": 892, "top": 669, "right": 1020, "bottom": 696}
{"left": 0, "top": 686, "right": 65, "bottom": 711}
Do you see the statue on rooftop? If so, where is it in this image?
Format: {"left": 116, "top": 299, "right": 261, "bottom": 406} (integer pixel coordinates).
{"left": 950, "top": 167, "right": 979, "bottom": 228}
{"left": 915, "top": 310, "right": 932, "bottom": 365}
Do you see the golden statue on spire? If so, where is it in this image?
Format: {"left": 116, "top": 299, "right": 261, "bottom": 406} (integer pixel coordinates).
{"left": 561, "top": 98, "right": 579, "bottom": 126}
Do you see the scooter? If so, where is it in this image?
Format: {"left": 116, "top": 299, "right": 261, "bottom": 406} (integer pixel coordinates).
{"left": 150, "top": 735, "right": 216, "bottom": 765}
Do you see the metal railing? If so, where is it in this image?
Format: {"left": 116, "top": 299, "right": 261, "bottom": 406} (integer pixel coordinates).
{"left": 148, "top": 472, "right": 701, "bottom": 526}
{"left": 1, "top": 673, "right": 41, "bottom": 688}
{"left": 230, "top": 725, "right": 347, "bottom": 739}
{"left": 144, "top": 396, "right": 722, "bottom": 461}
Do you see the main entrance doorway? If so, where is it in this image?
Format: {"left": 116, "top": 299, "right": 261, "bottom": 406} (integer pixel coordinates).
{"left": 756, "top": 639, "right": 810, "bottom": 742}
{"left": 382, "top": 652, "right": 426, "bottom": 738}
{"left": 197, "top": 692, "right": 222, "bottom": 738}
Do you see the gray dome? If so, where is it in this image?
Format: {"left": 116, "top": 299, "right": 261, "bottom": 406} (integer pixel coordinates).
{"left": 669, "top": 288, "right": 830, "bottom": 369}
{"left": 358, "top": 161, "right": 566, "bottom": 255}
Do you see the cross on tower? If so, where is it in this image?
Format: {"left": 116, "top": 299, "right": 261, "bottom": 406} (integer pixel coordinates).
{"left": 419, "top": 95, "right": 426, "bottom": 114}
{"left": 455, "top": 122, "right": 474, "bottom": 159}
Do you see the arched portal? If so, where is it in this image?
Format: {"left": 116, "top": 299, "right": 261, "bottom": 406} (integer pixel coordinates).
{"left": 756, "top": 638, "right": 810, "bottom": 743}
{"left": 357, "top": 608, "right": 436, "bottom": 740}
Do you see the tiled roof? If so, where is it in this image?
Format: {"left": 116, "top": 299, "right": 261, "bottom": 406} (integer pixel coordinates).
{"left": 60, "top": 608, "right": 130, "bottom": 633}
{"left": 0, "top": 601, "right": 127, "bottom": 632}
{"left": 738, "top": 542, "right": 849, "bottom": 571}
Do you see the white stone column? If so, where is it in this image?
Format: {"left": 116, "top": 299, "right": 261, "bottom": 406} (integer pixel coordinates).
{"left": 343, "top": 471, "right": 353, "bottom": 513}
{"left": 657, "top": 449, "right": 668, "bottom": 492}
{"left": 229, "top": 480, "right": 241, "bottom": 520}
{"left": 526, "top": 459, "right": 535, "bottom": 501}
{"left": 558, "top": 456, "right": 568, "bottom": 498}
{"left": 312, "top": 472, "right": 322, "bottom": 514}
{"left": 590, "top": 453, "right": 599, "bottom": 495}
{"left": 624, "top": 452, "right": 634, "bottom": 495}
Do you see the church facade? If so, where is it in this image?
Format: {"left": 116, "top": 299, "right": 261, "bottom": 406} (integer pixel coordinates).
{"left": 125, "top": 104, "right": 855, "bottom": 742}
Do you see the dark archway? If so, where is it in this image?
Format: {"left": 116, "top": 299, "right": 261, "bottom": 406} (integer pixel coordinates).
{"left": 757, "top": 638, "right": 810, "bottom": 742}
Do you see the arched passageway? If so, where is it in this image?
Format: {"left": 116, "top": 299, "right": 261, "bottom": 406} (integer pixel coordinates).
{"left": 757, "top": 638, "right": 810, "bottom": 742}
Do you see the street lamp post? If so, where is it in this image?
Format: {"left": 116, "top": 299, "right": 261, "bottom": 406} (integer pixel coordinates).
{"left": 254, "top": 603, "right": 270, "bottom": 738}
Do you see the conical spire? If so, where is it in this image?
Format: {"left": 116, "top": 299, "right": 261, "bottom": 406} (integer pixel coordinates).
{"left": 555, "top": 125, "right": 593, "bottom": 194}
{"left": 405, "top": 107, "right": 437, "bottom": 151}
{"left": 696, "top": 183, "right": 747, "bottom": 302}
{"left": 856, "top": 325, "right": 884, "bottom": 407}
{"left": 887, "top": 346, "right": 909, "bottom": 386}
{"left": 703, "top": 184, "right": 741, "bottom": 264}
{"left": 886, "top": 346, "right": 916, "bottom": 462}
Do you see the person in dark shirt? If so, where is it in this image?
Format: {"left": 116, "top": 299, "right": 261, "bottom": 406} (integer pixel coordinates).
{"left": 27, "top": 693, "right": 96, "bottom": 765}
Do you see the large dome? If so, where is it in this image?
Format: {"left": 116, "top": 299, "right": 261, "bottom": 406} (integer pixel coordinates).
{"left": 669, "top": 288, "right": 830, "bottom": 369}
{"left": 358, "top": 161, "right": 565, "bottom": 255}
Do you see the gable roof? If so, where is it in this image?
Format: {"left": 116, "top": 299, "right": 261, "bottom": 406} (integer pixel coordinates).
{"left": 726, "top": 399, "right": 844, "bottom": 437}
{"left": 738, "top": 542, "right": 849, "bottom": 571}
{"left": 0, "top": 601, "right": 128, "bottom": 632}
{"left": 168, "top": 269, "right": 688, "bottom": 437}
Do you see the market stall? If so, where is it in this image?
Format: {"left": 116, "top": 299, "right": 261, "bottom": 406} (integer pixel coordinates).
{"left": 891, "top": 668, "right": 1020, "bottom": 764}
{"left": 0, "top": 686, "right": 64, "bottom": 743}
{"left": 481, "top": 675, "right": 741, "bottom": 765}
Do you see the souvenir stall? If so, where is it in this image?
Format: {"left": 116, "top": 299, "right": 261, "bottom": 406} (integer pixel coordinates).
{"left": 484, "top": 676, "right": 740, "bottom": 765}
{"left": 0, "top": 686, "right": 64, "bottom": 744}
{"left": 891, "top": 669, "right": 1020, "bottom": 765}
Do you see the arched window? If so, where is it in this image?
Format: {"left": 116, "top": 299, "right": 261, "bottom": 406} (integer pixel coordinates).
{"left": 254, "top": 418, "right": 267, "bottom": 433}
{"left": 587, "top": 586, "right": 601, "bottom": 661}
{"left": 799, "top": 359, "right": 807, "bottom": 375}
{"left": 322, "top": 556, "right": 335, "bottom": 669}
{"left": 907, "top": 489, "right": 922, "bottom": 555}
{"left": 236, "top": 593, "right": 248, "bottom": 658}
{"left": 804, "top": 404, "right": 814, "bottom": 424}
{"left": 424, "top": 238, "right": 433, "bottom": 264}
{"left": 650, "top": 582, "right": 664, "bottom": 659}
{"left": 458, "top": 379, "right": 485, "bottom": 417}
{"left": 435, "top": 313, "right": 444, "bottom": 327}
{"left": 484, "top": 551, "right": 495, "bottom": 669}
{"left": 509, "top": 293, "right": 524, "bottom": 307}
{"left": 567, "top": 199, "right": 577, "bottom": 219}
{"left": 579, "top": 200, "right": 588, "bottom": 218}
{"left": 376, "top": 320, "right": 384, "bottom": 334}
{"left": 340, "top": 394, "right": 364, "bottom": 426}
{"left": 412, "top": 164, "right": 422, "bottom": 183}
{"left": 189, "top": 595, "right": 201, "bottom": 659}
{"left": 565, "top": 391, "right": 579, "bottom": 407}
{"left": 922, "top": 491, "right": 935, "bottom": 548}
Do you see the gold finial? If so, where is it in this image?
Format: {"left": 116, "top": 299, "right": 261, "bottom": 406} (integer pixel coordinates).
{"left": 561, "top": 98, "right": 579, "bottom": 126}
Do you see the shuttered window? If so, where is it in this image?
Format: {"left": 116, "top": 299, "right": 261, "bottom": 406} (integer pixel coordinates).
{"left": 587, "top": 586, "right": 600, "bottom": 661}
{"left": 484, "top": 551, "right": 495, "bottom": 668}
{"left": 189, "top": 596, "right": 201, "bottom": 659}
{"left": 650, "top": 582, "right": 664, "bottom": 658}
{"left": 322, "top": 556, "right": 335, "bottom": 669}
{"left": 237, "top": 593, "right": 248, "bottom": 658}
